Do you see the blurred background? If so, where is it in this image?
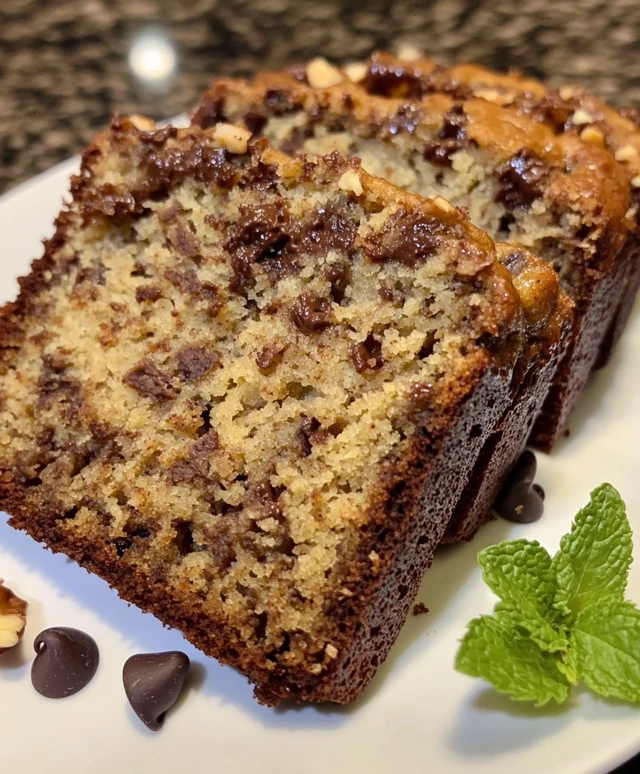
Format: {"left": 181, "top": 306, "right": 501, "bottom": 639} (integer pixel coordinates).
{"left": 1, "top": 0, "right": 640, "bottom": 193}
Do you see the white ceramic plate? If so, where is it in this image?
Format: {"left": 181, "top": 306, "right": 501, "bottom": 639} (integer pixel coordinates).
{"left": 1, "top": 156, "right": 639, "bottom": 774}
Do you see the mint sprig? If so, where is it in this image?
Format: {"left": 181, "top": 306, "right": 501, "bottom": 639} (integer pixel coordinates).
{"left": 455, "top": 483, "right": 640, "bottom": 705}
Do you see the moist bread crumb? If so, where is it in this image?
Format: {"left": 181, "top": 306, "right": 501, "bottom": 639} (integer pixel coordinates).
{"left": 0, "top": 117, "right": 523, "bottom": 704}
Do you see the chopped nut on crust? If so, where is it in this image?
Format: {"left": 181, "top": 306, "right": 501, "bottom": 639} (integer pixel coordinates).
{"left": 325, "top": 643, "right": 338, "bottom": 659}
{"left": 306, "top": 57, "right": 343, "bottom": 89}
{"left": 343, "top": 62, "right": 367, "bottom": 83}
{"left": 338, "top": 169, "right": 364, "bottom": 196}
{"left": 212, "top": 123, "right": 252, "bottom": 154}
{"left": 571, "top": 108, "right": 594, "bottom": 126}
{"left": 615, "top": 145, "right": 639, "bottom": 162}
{"left": 475, "top": 88, "right": 515, "bottom": 106}
{"left": 580, "top": 126, "right": 605, "bottom": 146}
{"left": 129, "top": 115, "right": 156, "bottom": 131}
{"left": 432, "top": 195, "right": 455, "bottom": 213}
{"left": 397, "top": 43, "right": 422, "bottom": 62}
{"left": 559, "top": 86, "right": 577, "bottom": 101}
{"left": 0, "top": 580, "right": 28, "bottom": 654}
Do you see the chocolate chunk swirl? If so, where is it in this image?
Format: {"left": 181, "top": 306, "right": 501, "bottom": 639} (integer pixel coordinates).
{"left": 496, "top": 148, "right": 550, "bottom": 210}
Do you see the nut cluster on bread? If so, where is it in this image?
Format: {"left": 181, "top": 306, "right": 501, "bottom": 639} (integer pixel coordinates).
{"left": 0, "top": 49, "right": 636, "bottom": 705}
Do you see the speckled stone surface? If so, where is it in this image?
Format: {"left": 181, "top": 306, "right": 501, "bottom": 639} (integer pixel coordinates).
{"left": 2, "top": 0, "right": 640, "bottom": 193}
{"left": 0, "top": 2, "right": 639, "bottom": 769}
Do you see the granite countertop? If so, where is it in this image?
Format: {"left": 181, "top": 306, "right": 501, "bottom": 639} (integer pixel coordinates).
{"left": 1, "top": 1, "right": 639, "bottom": 770}
{"left": 2, "top": 0, "right": 640, "bottom": 193}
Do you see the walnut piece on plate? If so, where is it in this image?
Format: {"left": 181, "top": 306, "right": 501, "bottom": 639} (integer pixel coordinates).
{"left": 0, "top": 579, "right": 28, "bottom": 654}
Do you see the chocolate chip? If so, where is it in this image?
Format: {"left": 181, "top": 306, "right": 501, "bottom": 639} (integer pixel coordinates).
{"left": 113, "top": 537, "right": 132, "bottom": 557}
{"left": 350, "top": 333, "right": 384, "bottom": 373}
{"left": 190, "top": 96, "right": 227, "bottom": 129}
{"left": 169, "top": 429, "right": 219, "bottom": 484}
{"left": 363, "top": 208, "right": 443, "bottom": 268}
{"left": 251, "top": 480, "right": 284, "bottom": 521}
{"left": 496, "top": 148, "right": 550, "bottom": 210}
{"left": 440, "top": 104, "right": 467, "bottom": 141}
{"left": 255, "top": 341, "right": 286, "bottom": 371}
{"left": 362, "top": 61, "right": 424, "bottom": 98}
{"left": 31, "top": 627, "right": 99, "bottom": 698}
{"left": 124, "top": 359, "right": 177, "bottom": 402}
{"left": 123, "top": 651, "right": 190, "bottom": 731}
{"left": 408, "top": 382, "right": 434, "bottom": 416}
{"left": 135, "top": 285, "right": 162, "bottom": 303}
{"left": 422, "top": 105, "right": 469, "bottom": 166}
{"left": 291, "top": 292, "right": 333, "bottom": 334}
{"left": 297, "top": 203, "right": 358, "bottom": 258}
{"left": 244, "top": 111, "right": 268, "bottom": 135}
{"left": 494, "top": 451, "right": 544, "bottom": 524}
{"left": 175, "top": 345, "right": 219, "bottom": 383}
{"left": 166, "top": 222, "right": 200, "bottom": 258}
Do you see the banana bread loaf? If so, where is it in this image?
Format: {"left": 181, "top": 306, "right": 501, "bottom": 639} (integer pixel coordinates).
{"left": 0, "top": 117, "right": 523, "bottom": 704}
{"left": 358, "top": 50, "right": 640, "bottom": 371}
{"left": 193, "top": 63, "right": 630, "bottom": 450}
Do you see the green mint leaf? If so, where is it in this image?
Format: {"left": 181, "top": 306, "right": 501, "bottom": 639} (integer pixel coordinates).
{"left": 455, "top": 614, "right": 571, "bottom": 706}
{"left": 552, "top": 484, "right": 632, "bottom": 619}
{"left": 478, "top": 540, "right": 568, "bottom": 652}
{"left": 556, "top": 646, "right": 579, "bottom": 686}
{"left": 573, "top": 599, "right": 640, "bottom": 703}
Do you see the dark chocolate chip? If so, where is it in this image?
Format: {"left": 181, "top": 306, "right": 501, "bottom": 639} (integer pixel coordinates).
{"left": 123, "top": 359, "right": 177, "bottom": 402}
{"left": 175, "top": 345, "right": 219, "bottom": 383}
{"left": 135, "top": 285, "right": 163, "bottom": 303}
{"left": 350, "top": 333, "right": 384, "bottom": 373}
{"left": 533, "top": 483, "right": 545, "bottom": 500}
{"left": 255, "top": 342, "right": 286, "bottom": 371}
{"left": 291, "top": 292, "right": 333, "bottom": 333}
{"left": 363, "top": 208, "right": 443, "bottom": 268}
{"left": 495, "top": 148, "right": 550, "bottom": 210}
{"left": 494, "top": 451, "right": 544, "bottom": 524}
{"left": 31, "top": 627, "right": 99, "bottom": 698}
{"left": 123, "top": 651, "right": 190, "bottom": 731}
{"left": 113, "top": 537, "right": 132, "bottom": 557}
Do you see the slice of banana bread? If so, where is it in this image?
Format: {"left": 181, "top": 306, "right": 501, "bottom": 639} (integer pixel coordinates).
{"left": 358, "top": 50, "right": 640, "bottom": 370}
{"left": 193, "top": 64, "right": 630, "bottom": 450}
{"left": 0, "top": 118, "right": 523, "bottom": 704}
